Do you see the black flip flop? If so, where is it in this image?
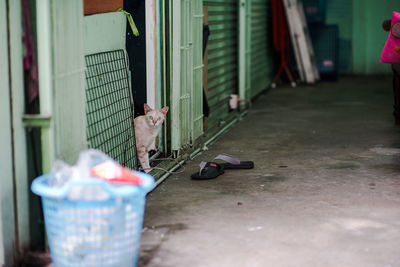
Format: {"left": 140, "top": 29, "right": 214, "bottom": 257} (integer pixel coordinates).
{"left": 191, "top": 162, "right": 224, "bottom": 180}
{"left": 214, "top": 154, "right": 254, "bottom": 169}
{"left": 220, "top": 161, "right": 254, "bottom": 169}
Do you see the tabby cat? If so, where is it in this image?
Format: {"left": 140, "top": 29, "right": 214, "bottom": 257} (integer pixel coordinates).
{"left": 134, "top": 104, "right": 169, "bottom": 172}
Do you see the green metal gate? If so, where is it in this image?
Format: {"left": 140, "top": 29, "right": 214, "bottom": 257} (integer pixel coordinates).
{"left": 170, "top": 0, "right": 203, "bottom": 153}
{"left": 192, "top": 0, "right": 204, "bottom": 142}
{"left": 180, "top": 0, "right": 203, "bottom": 148}
{"left": 250, "top": 0, "right": 273, "bottom": 97}
{"left": 203, "top": 0, "right": 238, "bottom": 130}
{"left": 170, "top": 0, "right": 273, "bottom": 153}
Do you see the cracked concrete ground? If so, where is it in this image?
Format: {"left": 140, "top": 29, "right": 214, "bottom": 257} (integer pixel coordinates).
{"left": 139, "top": 76, "right": 400, "bottom": 267}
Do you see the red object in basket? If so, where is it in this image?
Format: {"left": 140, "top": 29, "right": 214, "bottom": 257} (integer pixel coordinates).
{"left": 90, "top": 161, "right": 143, "bottom": 185}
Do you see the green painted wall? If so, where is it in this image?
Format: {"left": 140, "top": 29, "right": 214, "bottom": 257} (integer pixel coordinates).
{"left": 351, "top": 0, "right": 399, "bottom": 74}
{"left": 51, "top": 0, "right": 87, "bottom": 164}
{"left": 83, "top": 12, "right": 126, "bottom": 55}
{"left": 325, "top": 0, "right": 353, "bottom": 73}
{"left": 0, "top": 0, "right": 16, "bottom": 264}
{"left": 321, "top": 0, "right": 399, "bottom": 74}
{"left": 8, "top": 0, "right": 30, "bottom": 254}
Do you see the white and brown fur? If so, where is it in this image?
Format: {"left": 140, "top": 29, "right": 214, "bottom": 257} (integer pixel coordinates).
{"left": 134, "top": 104, "right": 169, "bottom": 172}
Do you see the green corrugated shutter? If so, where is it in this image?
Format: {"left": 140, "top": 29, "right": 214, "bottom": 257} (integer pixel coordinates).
{"left": 250, "top": 0, "right": 273, "bottom": 98}
{"left": 204, "top": 0, "right": 238, "bottom": 130}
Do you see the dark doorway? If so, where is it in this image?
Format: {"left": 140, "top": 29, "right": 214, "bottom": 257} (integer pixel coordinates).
{"left": 124, "top": 0, "right": 147, "bottom": 117}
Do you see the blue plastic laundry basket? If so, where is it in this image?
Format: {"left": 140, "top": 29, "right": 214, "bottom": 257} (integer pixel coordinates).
{"left": 31, "top": 172, "right": 154, "bottom": 267}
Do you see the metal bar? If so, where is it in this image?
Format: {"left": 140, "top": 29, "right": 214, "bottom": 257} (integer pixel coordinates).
{"left": 153, "top": 160, "right": 185, "bottom": 187}
{"left": 36, "top": 0, "right": 54, "bottom": 173}
{"left": 150, "top": 150, "right": 162, "bottom": 161}
{"left": 193, "top": 114, "right": 204, "bottom": 122}
{"left": 188, "top": 0, "right": 194, "bottom": 145}
{"left": 170, "top": 0, "right": 181, "bottom": 151}
{"left": 5, "top": 0, "right": 19, "bottom": 262}
{"left": 161, "top": 0, "right": 168, "bottom": 154}
{"left": 156, "top": 0, "right": 164, "bottom": 155}
{"left": 22, "top": 114, "right": 51, "bottom": 128}
{"left": 193, "top": 64, "right": 204, "bottom": 70}
{"left": 146, "top": 0, "right": 157, "bottom": 109}
{"left": 1, "top": 0, "right": 14, "bottom": 262}
{"left": 238, "top": 0, "right": 246, "bottom": 105}
{"left": 9, "top": 0, "right": 30, "bottom": 250}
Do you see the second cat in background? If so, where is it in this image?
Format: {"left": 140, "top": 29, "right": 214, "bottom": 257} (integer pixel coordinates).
{"left": 134, "top": 104, "right": 169, "bottom": 172}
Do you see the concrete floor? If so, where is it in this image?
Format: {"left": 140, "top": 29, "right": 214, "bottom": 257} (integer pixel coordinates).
{"left": 139, "top": 76, "right": 400, "bottom": 267}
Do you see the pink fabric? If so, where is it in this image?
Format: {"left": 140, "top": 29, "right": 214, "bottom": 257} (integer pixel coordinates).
{"left": 380, "top": 11, "right": 400, "bottom": 64}
{"left": 22, "top": 0, "right": 39, "bottom": 113}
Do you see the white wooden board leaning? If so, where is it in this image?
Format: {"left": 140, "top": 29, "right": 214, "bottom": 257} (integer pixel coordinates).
{"left": 282, "top": 0, "right": 319, "bottom": 84}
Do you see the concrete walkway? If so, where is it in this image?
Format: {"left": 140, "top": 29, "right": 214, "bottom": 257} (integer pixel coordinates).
{"left": 139, "top": 76, "right": 400, "bottom": 267}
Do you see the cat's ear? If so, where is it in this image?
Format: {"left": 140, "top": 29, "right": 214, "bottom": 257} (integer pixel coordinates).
{"left": 144, "top": 103, "right": 152, "bottom": 114}
{"left": 161, "top": 106, "right": 169, "bottom": 116}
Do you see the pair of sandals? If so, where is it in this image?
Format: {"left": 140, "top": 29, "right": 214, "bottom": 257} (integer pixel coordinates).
{"left": 191, "top": 154, "right": 254, "bottom": 180}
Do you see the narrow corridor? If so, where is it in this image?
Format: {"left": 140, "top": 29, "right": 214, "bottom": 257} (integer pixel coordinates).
{"left": 140, "top": 76, "right": 400, "bottom": 267}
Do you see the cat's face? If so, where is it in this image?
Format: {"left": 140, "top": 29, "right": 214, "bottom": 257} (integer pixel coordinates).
{"left": 144, "top": 104, "right": 169, "bottom": 128}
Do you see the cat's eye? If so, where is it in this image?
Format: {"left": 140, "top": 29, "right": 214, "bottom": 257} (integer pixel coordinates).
{"left": 149, "top": 116, "right": 153, "bottom": 120}
{"left": 158, "top": 117, "right": 161, "bottom": 120}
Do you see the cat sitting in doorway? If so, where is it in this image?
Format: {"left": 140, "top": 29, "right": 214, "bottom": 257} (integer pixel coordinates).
{"left": 134, "top": 104, "right": 169, "bottom": 172}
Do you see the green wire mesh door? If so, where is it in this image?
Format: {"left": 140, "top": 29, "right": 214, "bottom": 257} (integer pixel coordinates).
{"left": 179, "top": 0, "right": 193, "bottom": 149}
{"left": 84, "top": 49, "right": 137, "bottom": 169}
{"left": 191, "top": 0, "right": 203, "bottom": 143}
{"left": 176, "top": 0, "right": 203, "bottom": 151}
